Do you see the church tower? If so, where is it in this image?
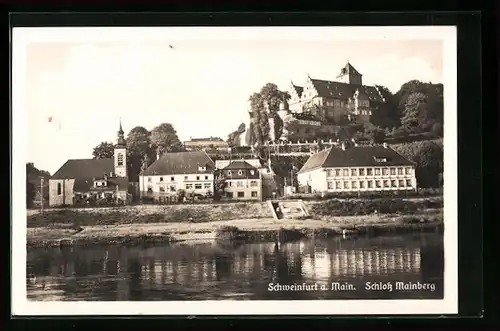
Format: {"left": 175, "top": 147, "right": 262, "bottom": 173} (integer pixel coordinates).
{"left": 114, "top": 119, "right": 127, "bottom": 178}
{"left": 336, "top": 61, "right": 363, "bottom": 85}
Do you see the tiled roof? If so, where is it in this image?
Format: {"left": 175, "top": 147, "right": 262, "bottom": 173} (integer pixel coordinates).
{"left": 141, "top": 151, "right": 215, "bottom": 176}
{"left": 310, "top": 79, "right": 384, "bottom": 102}
{"left": 296, "top": 149, "right": 331, "bottom": 174}
{"left": 52, "top": 158, "right": 114, "bottom": 179}
{"left": 292, "top": 85, "right": 303, "bottom": 98}
{"left": 223, "top": 160, "right": 257, "bottom": 170}
{"left": 341, "top": 62, "right": 361, "bottom": 76}
{"left": 297, "top": 145, "right": 414, "bottom": 174}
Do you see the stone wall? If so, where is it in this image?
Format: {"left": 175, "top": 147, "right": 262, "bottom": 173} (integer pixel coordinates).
{"left": 48, "top": 179, "right": 75, "bottom": 206}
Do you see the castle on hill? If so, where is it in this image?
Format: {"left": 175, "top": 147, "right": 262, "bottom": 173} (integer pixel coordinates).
{"left": 237, "top": 61, "right": 386, "bottom": 145}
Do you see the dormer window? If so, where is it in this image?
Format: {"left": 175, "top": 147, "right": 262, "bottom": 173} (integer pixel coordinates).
{"left": 198, "top": 166, "right": 206, "bottom": 171}
{"left": 373, "top": 156, "right": 388, "bottom": 163}
{"left": 250, "top": 170, "right": 255, "bottom": 175}
{"left": 227, "top": 170, "right": 232, "bottom": 176}
{"left": 238, "top": 170, "right": 243, "bottom": 176}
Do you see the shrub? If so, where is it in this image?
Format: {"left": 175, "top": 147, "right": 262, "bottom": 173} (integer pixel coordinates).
{"left": 309, "top": 198, "right": 443, "bottom": 217}
{"left": 392, "top": 139, "right": 443, "bottom": 188}
{"left": 215, "top": 225, "right": 242, "bottom": 241}
{"left": 176, "top": 189, "right": 186, "bottom": 202}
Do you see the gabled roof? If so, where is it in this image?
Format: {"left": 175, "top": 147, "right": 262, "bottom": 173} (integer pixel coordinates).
{"left": 297, "top": 149, "right": 331, "bottom": 174}
{"left": 223, "top": 160, "right": 257, "bottom": 170}
{"left": 291, "top": 84, "right": 303, "bottom": 98}
{"left": 140, "top": 151, "right": 215, "bottom": 176}
{"left": 51, "top": 158, "right": 114, "bottom": 179}
{"left": 297, "top": 145, "right": 414, "bottom": 174}
{"left": 341, "top": 62, "right": 361, "bottom": 76}
{"left": 309, "top": 79, "right": 384, "bottom": 102}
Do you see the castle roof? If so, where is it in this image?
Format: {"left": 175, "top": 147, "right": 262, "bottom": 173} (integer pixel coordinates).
{"left": 140, "top": 151, "right": 215, "bottom": 176}
{"left": 309, "top": 78, "right": 384, "bottom": 102}
{"left": 297, "top": 145, "right": 414, "bottom": 174}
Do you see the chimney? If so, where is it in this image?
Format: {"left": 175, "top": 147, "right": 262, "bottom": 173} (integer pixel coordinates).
{"left": 341, "top": 142, "right": 346, "bottom": 151}
{"left": 383, "top": 142, "right": 388, "bottom": 149}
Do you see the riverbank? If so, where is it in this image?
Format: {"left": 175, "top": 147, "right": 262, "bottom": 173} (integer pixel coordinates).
{"left": 27, "top": 209, "right": 443, "bottom": 248}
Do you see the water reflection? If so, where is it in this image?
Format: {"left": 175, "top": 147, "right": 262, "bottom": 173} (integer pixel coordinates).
{"left": 27, "top": 233, "right": 444, "bottom": 301}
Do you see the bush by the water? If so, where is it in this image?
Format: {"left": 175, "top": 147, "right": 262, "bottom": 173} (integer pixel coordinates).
{"left": 215, "top": 225, "right": 242, "bottom": 241}
{"left": 309, "top": 198, "right": 443, "bottom": 217}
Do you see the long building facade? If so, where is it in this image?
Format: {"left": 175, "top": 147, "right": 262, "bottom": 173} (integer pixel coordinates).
{"left": 297, "top": 143, "right": 417, "bottom": 194}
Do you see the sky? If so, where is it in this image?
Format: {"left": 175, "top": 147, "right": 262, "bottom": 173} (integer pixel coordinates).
{"left": 16, "top": 27, "right": 446, "bottom": 175}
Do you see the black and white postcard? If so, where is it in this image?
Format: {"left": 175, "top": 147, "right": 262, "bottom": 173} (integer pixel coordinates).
{"left": 12, "top": 26, "right": 458, "bottom": 315}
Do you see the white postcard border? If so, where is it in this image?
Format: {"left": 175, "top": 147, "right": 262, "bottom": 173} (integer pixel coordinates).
{"left": 11, "top": 26, "right": 458, "bottom": 316}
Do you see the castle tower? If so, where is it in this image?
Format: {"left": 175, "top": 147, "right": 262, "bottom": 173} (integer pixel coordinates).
{"left": 114, "top": 119, "right": 127, "bottom": 178}
{"left": 336, "top": 61, "right": 363, "bottom": 85}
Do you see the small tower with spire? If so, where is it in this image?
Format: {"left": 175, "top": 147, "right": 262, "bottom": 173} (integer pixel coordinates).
{"left": 336, "top": 61, "right": 363, "bottom": 85}
{"left": 114, "top": 119, "right": 127, "bottom": 178}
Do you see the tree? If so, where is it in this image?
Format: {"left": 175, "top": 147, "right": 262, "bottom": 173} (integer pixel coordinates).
{"left": 392, "top": 140, "right": 443, "bottom": 188}
{"left": 92, "top": 142, "right": 115, "bottom": 159}
{"left": 127, "top": 126, "right": 155, "bottom": 181}
{"left": 26, "top": 163, "right": 50, "bottom": 208}
{"left": 227, "top": 122, "right": 246, "bottom": 147}
{"left": 412, "top": 141, "right": 443, "bottom": 188}
{"left": 392, "top": 80, "right": 443, "bottom": 134}
{"left": 364, "top": 124, "right": 386, "bottom": 144}
{"left": 213, "top": 169, "right": 227, "bottom": 201}
{"left": 249, "top": 92, "right": 268, "bottom": 147}
{"left": 401, "top": 92, "right": 428, "bottom": 133}
{"left": 371, "top": 85, "right": 400, "bottom": 129}
{"left": 249, "top": 83, "right": 291, "bottom": 146}
{"left": 150, "top": 123, "right": 184, "bottom": 156}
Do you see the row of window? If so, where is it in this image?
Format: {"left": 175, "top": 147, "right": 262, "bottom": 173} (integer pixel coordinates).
{"left": 227, "top": 169, "right": 256, "bottom": 176}
{"left": 353, "top": 110, "right": 371, "bottom": 116}
{"left": 147, "top": 175, "right": 211, "bottom": 183}
{"left": 227, "top": 180, "right": 259, "bottom": 188}
{"left": 185, "top": 183, "right": 212, "bottom": 190}
{"left": 327, "top": 167, "right": 412, "bottom": 177}
{"left": 150, "top": 182, "right": 213, "bottom": 193}
{"left": 226, "top": 191, "right": 259, "bottom": 198}
{"left": 327, "top": 179, "right": 413, "bottom": 190}
{"left": 325, "top": 100, "right": 346, "bottom": 107}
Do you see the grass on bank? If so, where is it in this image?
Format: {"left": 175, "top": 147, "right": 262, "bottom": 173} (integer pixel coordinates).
{"left": 27, "top": 202, "right": 272, "bottom": 228}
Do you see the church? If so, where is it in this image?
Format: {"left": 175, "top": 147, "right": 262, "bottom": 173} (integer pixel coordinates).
{"left": 48, "top": 121, "right": 131, "bottom": 207}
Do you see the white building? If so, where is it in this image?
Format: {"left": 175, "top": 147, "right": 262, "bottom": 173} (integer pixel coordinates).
{"left": 139, "top": 151, "right": 215, "bottom": 200}
{"left": 296, "top": 143, "right": 417, "bottom": 193}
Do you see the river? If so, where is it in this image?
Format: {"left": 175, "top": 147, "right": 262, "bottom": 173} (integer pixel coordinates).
{"left": 26, "top": 233, "right": 444, "bottom": 301}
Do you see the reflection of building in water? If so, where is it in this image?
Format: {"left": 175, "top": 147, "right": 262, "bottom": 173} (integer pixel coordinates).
{"left": 330, "top": 248, "right": 421, "bottom": 277}
{"left": 303, "top": 247, "right": 422, "bottom": 280}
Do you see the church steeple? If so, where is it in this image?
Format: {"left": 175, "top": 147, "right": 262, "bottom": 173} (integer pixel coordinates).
{"left": 114, "top": 119, "right": 127, "bottom": 178}
{"left": 116, "top": 118, "right": 126, "bottom": 147}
